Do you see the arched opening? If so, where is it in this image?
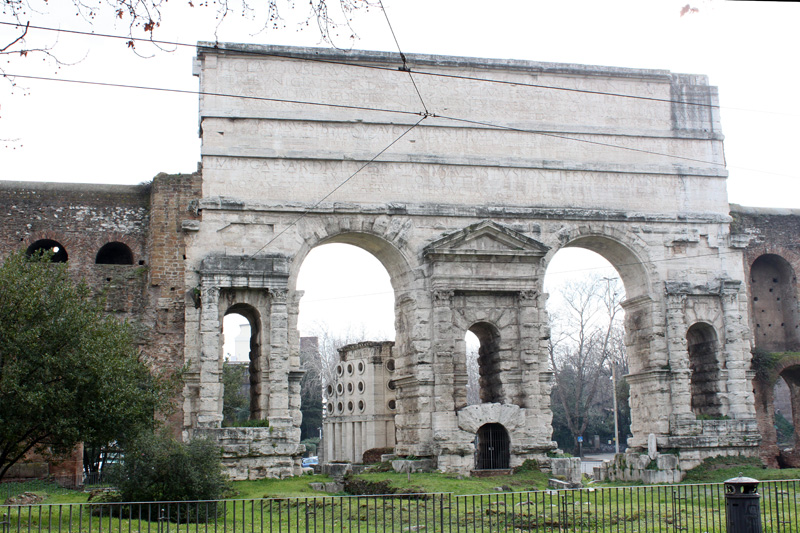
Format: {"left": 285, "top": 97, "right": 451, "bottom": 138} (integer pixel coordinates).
{"left": 222, "top": 306, "right": 262, "bottom": 423}
{"left": 96, "top": 242, "right": 133, "bottom": 265}
{"left": 773, "top": 374, "right": 796, "bottom": 449}
{"left": 750, "top": 254, "right": 800, "bottom": 352}
{"left": 296, "top": 241, "right": 396, "bottom": 456}
{"left": 465, "top": 330, "right": 480, "bottom": 406}
{"left": 466, "top": 322, "right": 502, "bottom": 404}
{"left": 686, "top": 322, "right": 722, "bottom": 418}
{"left": 26, "top": 239, "right": 68, "bottom": 262}
{"left": 544, "top": 246, "right": 628, "bottom": 454}
{"left": 475, "top": 423, "right": 510, "bottom": 470}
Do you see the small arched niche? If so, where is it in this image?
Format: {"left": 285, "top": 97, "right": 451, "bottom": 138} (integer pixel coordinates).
{"left": 26, "top": 239, "right": 68, "bottom": 263}
{"left": 686, "top": 322, "right": 723, "bottom": 418}
{"left": 96, "top": 242, "right": 134, "bottom": 265}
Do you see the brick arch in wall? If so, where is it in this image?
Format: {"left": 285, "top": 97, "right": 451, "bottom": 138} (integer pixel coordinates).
{"left": 753, "top": 353, "right": 800, "bottom": 467}
{"left": 25, "top": 233, "right": 71, "bottom": 263}
{"left": 748, "top": 252, "right": 800, "bottom": 352}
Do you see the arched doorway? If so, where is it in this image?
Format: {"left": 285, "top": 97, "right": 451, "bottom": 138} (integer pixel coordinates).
{"left": 475, "top": 423, "right": 510, "bottom": 470}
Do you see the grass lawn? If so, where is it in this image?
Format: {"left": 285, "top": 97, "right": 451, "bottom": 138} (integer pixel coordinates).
{"left": 6, "top": 456, "right": 800, "bottom": 506}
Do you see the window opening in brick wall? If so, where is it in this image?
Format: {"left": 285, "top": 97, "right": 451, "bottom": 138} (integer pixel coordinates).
{"left": 96, "top": 242, "right": 133, "bottom": 265}
{"left": 26, "top": 239, "right": 68, "bottom": 262}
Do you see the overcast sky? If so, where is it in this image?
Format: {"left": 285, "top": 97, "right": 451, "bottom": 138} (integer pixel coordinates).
{"left": 2, "top": 0, "right": 797, "bottom": 346}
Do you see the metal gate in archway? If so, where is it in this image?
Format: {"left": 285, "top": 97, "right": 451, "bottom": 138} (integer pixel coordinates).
{"left": 475, "top": 423, "right": 510, "bottom": 470}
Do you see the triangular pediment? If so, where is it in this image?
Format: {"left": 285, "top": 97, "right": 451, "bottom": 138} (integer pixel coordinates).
{"left": 424, "top": 220, "right": 549, "bottom": 262}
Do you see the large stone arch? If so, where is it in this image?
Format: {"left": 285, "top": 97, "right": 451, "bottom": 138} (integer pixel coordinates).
{"left": 288, "top": 219, "right": 431, "bottom": 460}
{"left": 288, "top": 215, "right": 418, "bottom": 292}
{"left": 542, "top": 228, "right": 671, "bottom": 449}
{"left": 183, "top": 44, "right": 763, "bottom": 479}
{"left": 550, "top": 225, "right": 656, "bottom": 300}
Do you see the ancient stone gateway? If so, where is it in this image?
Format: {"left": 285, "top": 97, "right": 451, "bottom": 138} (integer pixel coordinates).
{"left": 182, "top": 43, "right": 760, "bottom": 478}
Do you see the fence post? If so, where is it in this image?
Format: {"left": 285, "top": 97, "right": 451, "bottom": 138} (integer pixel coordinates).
{"left": 724, "top": 476, "right": 763, "bottom": 533}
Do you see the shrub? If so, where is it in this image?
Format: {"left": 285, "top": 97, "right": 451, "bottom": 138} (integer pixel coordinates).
{"left": 113, "top": 432, "right": 229, "bottom": 520}
{"left": 513, "top": 459, "right": 540, "bottom": 473}
{"left": 362, "top": 447, "right": 393, "bottom": 464}
{"left": 343, "top": 477, "right": 396, "bottom": 496}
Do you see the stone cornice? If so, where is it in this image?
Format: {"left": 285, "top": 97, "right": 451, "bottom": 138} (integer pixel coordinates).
{"left": 198, "top": 197, "right": 732, "bottom": 224}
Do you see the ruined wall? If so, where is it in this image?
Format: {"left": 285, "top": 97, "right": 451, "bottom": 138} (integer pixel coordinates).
{"left": 0, "top": 172, "right": 200, "bottom": 481}
{"left": 730, "top": 205, "right": 800, "bottom": 467}
{"left": 0, "top": 180, "right": 150, "bottom": 321}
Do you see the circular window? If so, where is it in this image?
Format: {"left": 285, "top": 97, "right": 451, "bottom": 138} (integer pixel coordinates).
{"left": 387, "top": 400, "right": 396, "bottom": 410}
{"left": 387, "top": 379, "right": 397, "bottom": 391}
{"left": 386, "top": 359, "right": 395, "bottom": 372}
{"left": 326, "top": 385, "right": 334, "bottom": 397}
{"left": 357, "top": 361, "right": 365, "bottom": 374}
{"left": 347, "top": 401, "right": 354, "bottom": 412}
{"left": 336, "top": 364, "right": 344, "bottom": 376}
{"left": 327, "top": 402, "right": 334, "bottom": 413}
{"left": 347, "top": 382, "right": 354, "bottom": 394}
{"left": 358, "top": 400, "right": 365, "bottom": 412}
{"left": 336, "top": 383, "right": 344, "bottom": 395}
{"left": 357, "top": 381, "right": 365, "bottom": 394}
{"left": 346, "top": 363, "right": 354, "bottom": 375}
{"left": 337, "top": 402, "right": 344, "bottom": 413}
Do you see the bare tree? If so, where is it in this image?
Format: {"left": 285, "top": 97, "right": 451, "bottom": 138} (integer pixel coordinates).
{"left": 548, "top": 275, "right": 626, "bottom": 451}
{"left": 1, "top": 0, "right": 377, "bottom": 64}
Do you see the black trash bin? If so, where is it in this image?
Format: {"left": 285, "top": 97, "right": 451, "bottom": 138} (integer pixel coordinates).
{"left": 724, "top": 476, "right": 762, "bottom": 533}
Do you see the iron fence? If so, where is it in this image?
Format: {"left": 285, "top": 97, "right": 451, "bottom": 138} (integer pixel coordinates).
{"left": 0, "top": 479, "right": 797, "bottom": 532}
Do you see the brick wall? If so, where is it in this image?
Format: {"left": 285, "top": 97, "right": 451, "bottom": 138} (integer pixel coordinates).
{"left": 0, "top": 171, "right": 201, "bottom": 481}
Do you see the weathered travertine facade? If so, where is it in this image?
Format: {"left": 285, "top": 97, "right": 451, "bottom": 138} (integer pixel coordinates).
{"left": 323, "top": 342, "right": 396, "bottom": 463}
{"left": 8, "top": 45, "right": 799, "bottom": 481}
{"left": 183, "top": 43, "right": 761, "bottom": 476}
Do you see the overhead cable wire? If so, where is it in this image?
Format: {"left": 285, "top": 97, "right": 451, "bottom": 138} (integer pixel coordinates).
{"left": 244, "top": 116, "right": 427, "bottom": 258}
{"left": 4, "top": 20, "right": 798, "bottom": 117}
{"left": 436, "top": 113, "right": 727, "bottom": 168}
{"left": 377, "top": 0, "right": 429, "bottom": 115}
{"left": 1, "top": 72, "right": 424, "bottom": 118}
{"left": 7, "top": 71, "right": 798, "bottom": 180}
{"left": 5, "top": 71, "right": 797, "bottom": 180}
